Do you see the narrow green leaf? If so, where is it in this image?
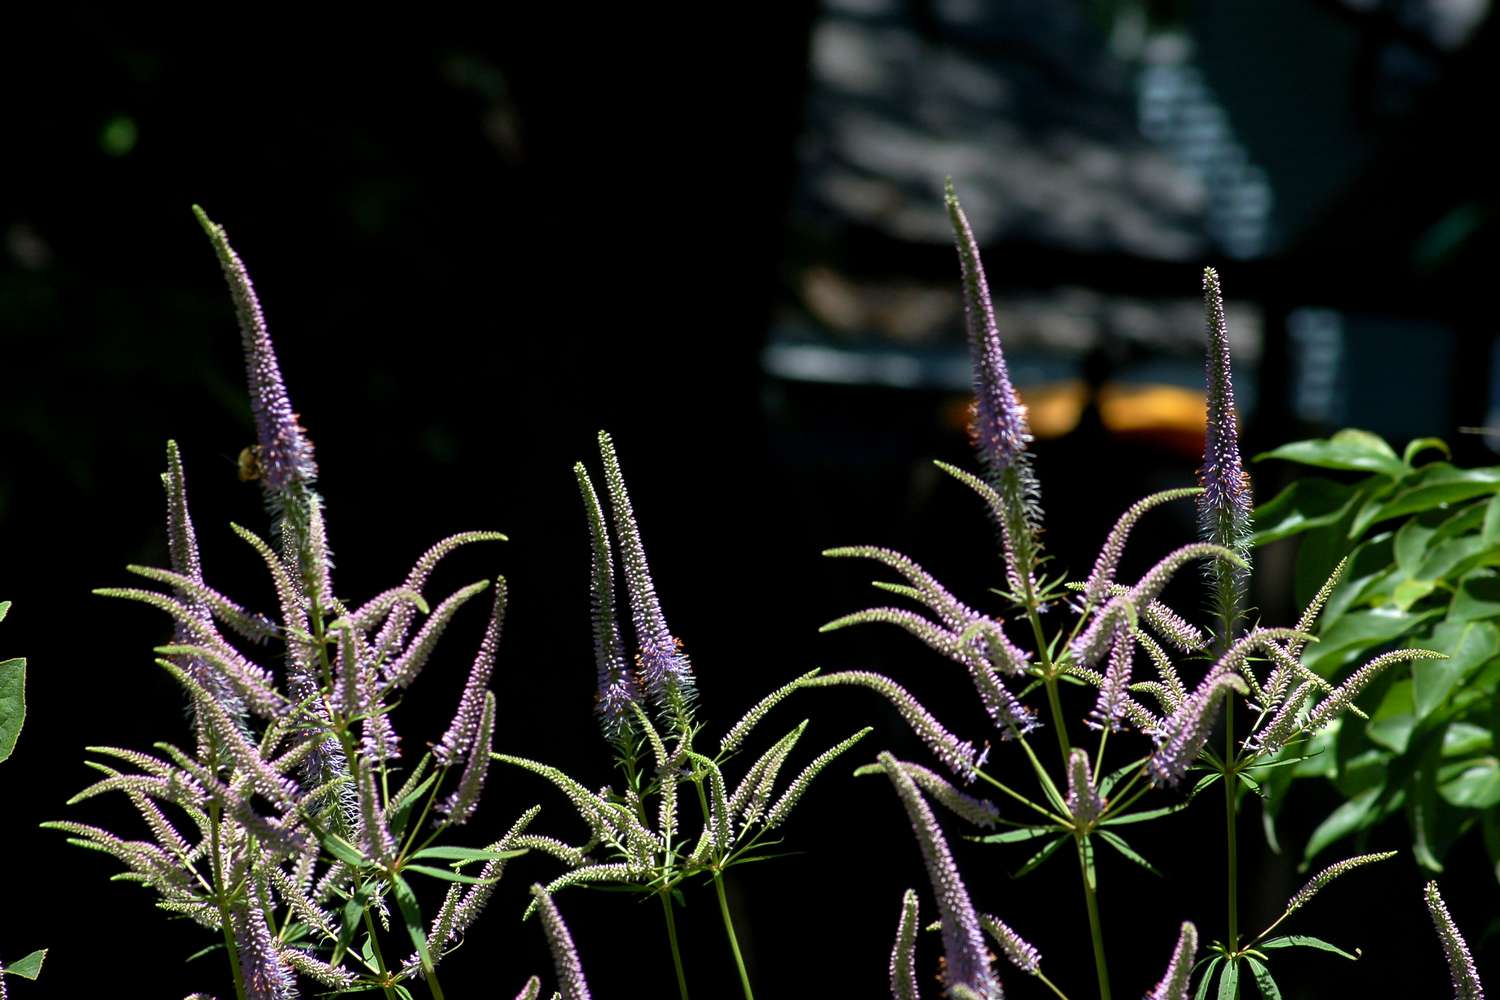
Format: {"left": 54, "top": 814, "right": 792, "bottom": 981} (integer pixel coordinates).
{"left": 400, "top": 863, "right": 501, "bottom": 884}
{"left": 973, "top": 825, "right": 1057, "bottom": 845}
{"left": 406, "top": 845, "right": 526, "bottom": 864}
{"left": 391, "top": 874, "right": 431, "bottom": 971}
{"left": 1243, "top": 956, "right": 1281, "bottom": 1000}
{"left": 3, "top": 949, "right": 45, "bottom": 979}
{"left": 1194, "top": 956, "right": 1224, "bottom": 1000}
{"left": 388, "top": 773, "right": 438, "bottom": 839}
{"left": 1012, "top": 835, "right": 1068, "bottom": 878}
{"left": 1097, "top": 829, "right": 1162, "bottom": 876}
{"left": 319, "top": 832, "right": 367, "bottom": 867}
{"left": 1217, "top": 958, "right": 1239, "bottom": 1000}
{"left": 1102, "top": 799, "right": 1192, "bottom": 826}
{"left": 1259, "top": 935, "right": 1359, "bottom": 960}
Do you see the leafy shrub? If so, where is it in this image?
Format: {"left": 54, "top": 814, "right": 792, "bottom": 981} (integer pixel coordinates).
{"left": 1253, "top": 429, "right": 1500, "bottom": 877}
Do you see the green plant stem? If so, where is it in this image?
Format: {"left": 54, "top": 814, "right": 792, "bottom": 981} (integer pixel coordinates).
{"left": 362, "top": 909, "right": 399, "bottom": 1000}
{"left": 209, "top": 801, "right": 250, "bottom": 1000}
{"left": 973, "top": 769, "right": 1068, "bottom": 825}
{"left": 660, "top": 892, "right": 691, "bottom": 1000}
{"left": 1035, "top": 969, "right": 1073, "bottom": 1000}
{"left": 1225, "top": 693, "right": 1239, "bottom": 958}
{"left": 1075, "top": 836, "right": 1111, "bottom": 1000}
{"left": 715, "top": 873, "right": 755, "bottom": 1000}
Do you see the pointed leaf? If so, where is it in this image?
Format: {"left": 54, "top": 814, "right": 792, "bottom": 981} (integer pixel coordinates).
{"left": 3, "top": 949, "right": 46, "bottom": 980}
{"left": 0, "top": 656, "right": 24, "bottom": 763}
{"left": 1216, "top": 959, "right": 1239, "bottom": 1000}
{"left": 1243, "top": 956, "right": 1280, "bottom": 1000}
{"left": 1013, "top": 835, "right": 1068, "bottom": 877}
{"left": 1256, "top": 430, "right": 1405, "bottom": 477}
{"left": 1097, "top": 829, "right": 1162, "bottom": 876}
{"left": 1258, "top": 935, "right": 1359, "bottom": 960}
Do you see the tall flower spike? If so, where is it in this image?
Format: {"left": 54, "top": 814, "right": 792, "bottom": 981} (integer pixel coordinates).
{"left": 1089, "top": 620, "right": 1135, "bottom": 732}
{"left": 891, "top": 889, "right": 922, "bottom": 1000}
{"left": 531, "top": 884, "right": 593, "bottom": 1000}
{"left": 880, "top": 751, "right": 1002, "bottom": 999}
{"left": 1198, "top": 268, "right": 1252, "bottom": 636}
{"left": 193, "top": 206, "right": 317, "bottom": 497}
{"left": 945, "top": 182, "right": 1042, "bottom": 597}
{"left": 1426, "top": 881, "right": 1485, "bottom": 1000}
{"left": 575, "top": 462, "right": 639, "bottom": 739}
{"left": 435, "top": 579, "right": 507, "bottom": 767}
{"left": 597, "top": 432, "right": 696, "bottom": 718}
{"left": 1065, "top": 748, "right": 1103, "bottom": 828}
{"left": 1147, "top": 921, "right": 1198, "bottom": 1000}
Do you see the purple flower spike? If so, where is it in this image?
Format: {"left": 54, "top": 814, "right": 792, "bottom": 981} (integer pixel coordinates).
{"left": 1198, "top": 268, "right": 1252, "bottom": 629}
{"left": 881, "top": 750, "right": 1003, "bottom": 999}
{"left": 1148, "top": 668, "right": 1248, "bottom": 786}
{"left": 945, "top": 183, "right": 1043, "bottom": 596}
{"left": 1426, "top": 881, "right": 1486, "bottom": 1000}
{"left": 1065, "top": 749, "right": 1103, "bottom": 828}
{"left": 1147, "top": 921, "right": 1198, "bottom": 1000}
{"left": 597, "top": 432, "right": 696, "bottom": 718}
{"left": 532, "top": 884, "right": 593, "bottom": 1000}
{"left": 193, "top": 207, "right": 318, "bottom": 496}
{"left": 575, "top": 462, "right": 640, "bottom": 739}
{"left": 1089, "top": 622, "right": 1134, "bottom": 732}
{"left": 435, "top": 579, "right": 507, "bottom": 766}
{"left": 232, "top": 901, "right": 297, "bottom": 1000}
{"left": 945, "top": 182, "right": 1030, "bottom": 479}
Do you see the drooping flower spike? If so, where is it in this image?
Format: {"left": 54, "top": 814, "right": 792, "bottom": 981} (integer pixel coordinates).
{"left": 1198, "top": 267, "right": 1252, "bottom": 636}
{"left": 807, "top": 672, "right": 982, "bottom": 780}
{"left": 531, "top": 884, "right": 594, "bottom": 1000}
{"left": 880, "top": 751, "right": 1002, "bottom": 999}
{"left": 945, "top": 181, "right": 1042, "bottom": 598}
{"left": 1285, "top": 851, "right": 1396, "bottom": 914}
{"left": 1082, "top": 487, "right": 1203, "bottom": 609}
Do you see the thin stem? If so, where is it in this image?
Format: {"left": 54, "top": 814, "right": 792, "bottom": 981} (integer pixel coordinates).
{"left": 209, "top": 801, "right": 249, "bottom": 1000}
{"left": 1247, "top": 908, "right": 1292, "bottom": 951}
{"left": 1225, "top": 693, "right": 1239, "bottom": 959}
{"left": 660, "top": 891, "right": 691, "bottom": 1000}
{"left": 1035, "top": 969, "right": 1073, "bottom": 1000}
{"left": 362, "top": 908, "right": 399, "bottom": 1000}
{"left": 1093, "top": 725, "right": 1110, "bottom": 785}
{"left": 1075, "top": 836, "right": 1111, "bottom": 1000}
{"left": 973, "top": 768, "right": 1068, "bottom": 825}
{"left": 715, "top": 873, "right": 755, "bottom": 1000}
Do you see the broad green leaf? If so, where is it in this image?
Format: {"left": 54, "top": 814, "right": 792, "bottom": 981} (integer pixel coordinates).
{"left": 1450, "top": 571, "right": 1500, "bottom": 624}
{"left": 407, "top": 845, "right": 526, "bottom": 863}
{"left": 0, "top": 656, "right": 24, "bottom": 763}
{"left": 1417, "top": 535, "right": 1500, "bottom": 583}
{"left": 1439, "top": 761, "right": 1500, "bottom": 809}
{"left": 1389, "top": 579, "right": 1436, "bottom": 612}
{"left": 401, "top": 863, "right": 501, "bottom": 884}
{"left": 1097, "top": 830, "right": 1161, "bottom": 876}
{"left": 3, "top": 949, "right": 45, "bottom": 979}
{"left": 1244, "top": 956, "right": 1280, "bottom": 1000}
{"left": 1353, "top": 464, "right": 1500, "bottom": 536}
{"left": 1404, "top": 437, "right": 1450, "bottom": 467}
{"left": 1250, "top": 479, "right": 1357, "bottom": 546}
{"left": 1483, "top": 494, "right": 1500, "bottom": 544}
{"left": 1366, "top": 679, "right": 1414, "bottom": 754}
{"left": 1415, "top": 621, "right": 1500, "bottom": 720}
{"left": 1256, "top": 430, "right": 1405, "bottom": 477}
{"left": 1430, "top": 501, "right": 1487, "bottom": 547}
{"left": 1217, "top": 959, "right": 1239, "bottom": 1000}
{"left": 1317, "top": 534, "right": 1396, "bottom": 632}
{"left": 1394, "top": 512, "right": 1446, "bottom": 578}
{"left": 1259, "top": 935, "right": 1359, "bottom": 960}
{"left": 0, "top": 601, "right": 8, "bottom": 625}
{"left": 1442, "top": 722, "right": 1492, "bottom": 758}
{"left": 1304, "top": 785, "right": 1381, "bottom": 863}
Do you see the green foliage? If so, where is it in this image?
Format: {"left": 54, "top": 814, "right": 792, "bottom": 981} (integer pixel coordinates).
{"left": 0, "top": 601, "right": 23, "bottom": 763}
{"left": 1254, "top": 428, "right": 1500, "bottom": 875}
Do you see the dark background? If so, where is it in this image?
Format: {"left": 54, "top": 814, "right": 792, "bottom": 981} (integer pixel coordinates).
{"left": 3, "top": 6, "right": 1498, "bottom": 998}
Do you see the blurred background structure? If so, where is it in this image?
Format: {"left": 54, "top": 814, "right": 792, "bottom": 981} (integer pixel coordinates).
{"left": 3, "top": 4, "right": 1497, "bottom": 997}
